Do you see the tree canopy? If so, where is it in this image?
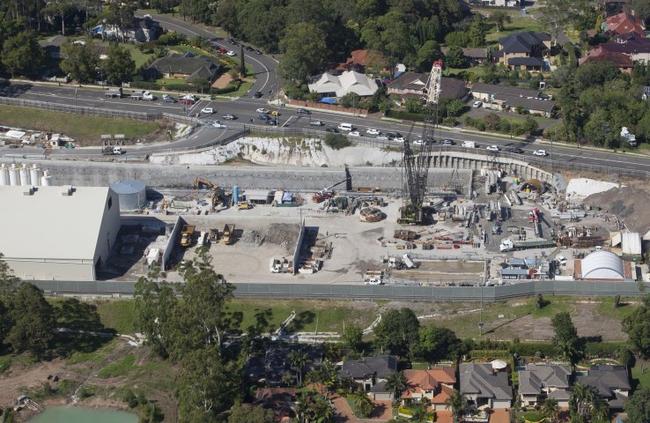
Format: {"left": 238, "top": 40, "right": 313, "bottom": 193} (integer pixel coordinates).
{"left": 623, "top": 296, "right": 650, "bottom": 359}
{"left": 374, "top": 308, "right": 420, "bottom": 357}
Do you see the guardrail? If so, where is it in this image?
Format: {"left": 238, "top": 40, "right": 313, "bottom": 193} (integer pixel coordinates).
{"left": 28, "top": 279, "right": 650, "bottom": 301}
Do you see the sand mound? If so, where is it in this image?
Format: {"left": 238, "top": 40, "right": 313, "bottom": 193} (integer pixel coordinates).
{"left": 585, "top": 186, "right": 650, "bottom": 232}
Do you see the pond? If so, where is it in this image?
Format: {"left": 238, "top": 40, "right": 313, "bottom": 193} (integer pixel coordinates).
{"left": 29, "top": 406, "right": 138, "bottom": 423}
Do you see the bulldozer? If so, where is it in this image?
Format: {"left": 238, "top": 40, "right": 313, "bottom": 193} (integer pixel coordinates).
{"left": 193, "top": 177, "right": 227, "bottom": 210}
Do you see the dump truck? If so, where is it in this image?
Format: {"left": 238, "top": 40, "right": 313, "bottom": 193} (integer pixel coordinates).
{"left": 222, "top": 224, "right": 235, "bottom": 245}
{"left": 179, "top": 225, "right": 195, "bottom": 247}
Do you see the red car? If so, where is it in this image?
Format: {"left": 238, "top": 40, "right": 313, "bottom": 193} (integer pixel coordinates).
{"left": 179, "top": 98, "right": 195, "bottom": 106}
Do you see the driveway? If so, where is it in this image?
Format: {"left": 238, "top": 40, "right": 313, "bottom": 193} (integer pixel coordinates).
{"left": 332, "top": 395, "right": 392, "bottom": 422}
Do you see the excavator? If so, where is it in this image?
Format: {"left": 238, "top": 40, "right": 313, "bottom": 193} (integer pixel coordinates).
{"left": 312, "top": 165, "right": 352, "bottom": 203}
{"left": 193, "top": 177, "right": 227, "bottom": 209}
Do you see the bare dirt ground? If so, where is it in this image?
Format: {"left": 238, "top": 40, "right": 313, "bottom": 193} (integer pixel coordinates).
{"left": 0, "top": 359, "right": 68, "bottom": 406}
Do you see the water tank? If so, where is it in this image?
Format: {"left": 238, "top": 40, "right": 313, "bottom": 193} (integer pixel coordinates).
{"left": 0, "top": 164, "right": 8, "bottom": 186}
{"left": 30, "top": 164, "right": 42, "bottom": 187}
{"left": 41, "top": 170, "right": 51, "bottom": 187}
{"left": 110, "top": 179, "right": 146, "bottom": 211}
{"left": 8, "top": 164, "right": 18, "bottom": 186}
{"left": 232, "top": 185, "right": 240, "bottom": 205}
{"left": 19, "top": 164, "right": 29, "bottom": 186}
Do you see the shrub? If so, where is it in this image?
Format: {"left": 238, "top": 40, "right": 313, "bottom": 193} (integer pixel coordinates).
{"left": 324, "top": 133, "right": 352, "bottom": 150}
{"left": 157, "top": 32, "right": 186, "bottom": 46}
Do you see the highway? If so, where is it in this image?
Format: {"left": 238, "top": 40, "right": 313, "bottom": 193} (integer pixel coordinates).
{"left": 1, "top": 15, "right": 649, "bottom": 177}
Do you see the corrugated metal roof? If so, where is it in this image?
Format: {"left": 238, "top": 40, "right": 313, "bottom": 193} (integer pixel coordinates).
{"left": 0, "top": 185, "right": 113, "bottom": 260}
{"left": 622, "top": 232, "right": 642, "bottom": 255}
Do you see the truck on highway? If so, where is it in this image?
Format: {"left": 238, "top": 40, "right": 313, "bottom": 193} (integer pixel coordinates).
{"left": 462, "top": 141, "right": 476, "bottom": 148}
{"left": 105, "top": 87, "right": 123, "bottom": 98}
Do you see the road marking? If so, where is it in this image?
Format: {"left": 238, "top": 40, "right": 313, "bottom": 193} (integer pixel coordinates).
{"left": 281, "top": 116, "right": 294, "bottom": 128}
{"left": 22, "top": 91, "right": 182, "bottom": 111}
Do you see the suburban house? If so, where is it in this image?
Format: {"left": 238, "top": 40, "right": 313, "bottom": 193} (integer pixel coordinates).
{"left": 90, "top": 15, "right": 162, "bottom": 43}
{"left": 576, "top": 365, "right": 631, "bottom": 410}
{"left": 580, "top": 34, "right": 650, "bottom": 72}
{"left": 441, "top": 47, "right": 489, "bottom": 65}
{"left": 477, "top": 0, "right": 521, "bottom": 7}
{"left": 254, "top": 387, "right": 296, "bottom": 422}
{"left": 459, "top": 362, "right": 513, "bottom": 410}
{"left": 470, "top": 82, "right": 556, "bottom": 117}
{"left": 336, "top": 49, "right": 388, "bottom": 73}
{"left": 308, "top": 70, "right": 379, "bottom": 98}
{"left": 599, "top": 0, "right": 630, "bottom": 16}
{"left": 603, "top": 11, "right": 646, "bottom": 37}
{"left": 340, "top": 355, "right": 398, "bottom": 400}
{"left": 496, "top": 31, "right": 552, "bottom": 72}
{"left": 401, "top": 368, "right": 457, "bottom": 411}
{"left": 147, "top": 53, "right": 221, "bottom": 83}
{"left": 518, "top": 363, "right": 572, "bottom": 408}
{"left": 387, "top": 72, "right": 469, "bottom": 101}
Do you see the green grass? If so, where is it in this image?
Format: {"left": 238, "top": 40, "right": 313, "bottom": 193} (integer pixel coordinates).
{"left": 220, "top": 80, "right": 253, "bottom": 98}
{"left": 595, "top": 297, "right": 640, "bottom": 321}
{"left": 67, "top": 339, "right": 119, "bottom": 365}
{"left": 632, "top": 360, "right": 650, "bottom": 389}
{"left": 0, "top": 105, "right": 164, "bottom": 145}
{"left": 97, "top": 354, "right": 137, "bottom": 379}
{"left": 0, "top": 355, "right": 12, "bottom": 374}
{"left": 96, "top": 300, "right": 138, "bottom": 334}
{"left": 122, "top": 44, "right": 154, "bottom": 68}
{"left": 485, "top": 15, "right": 546, "bottom": 43}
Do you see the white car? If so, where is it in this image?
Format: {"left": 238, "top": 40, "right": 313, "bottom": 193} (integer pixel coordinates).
{"left": 201, "top": 107, "right": 215, "bottom": 114}
{"left": 393, "top": 136, "right": 405, "bottom": 142}
{"left": 256, "top": 108, "right": 269, "bottom": 114}
{"left": 472, "top": 100, "right": 482, "bottom": 108}
{"left": 366, "top": 128, "right": 380, "bottom": 136}
{"left": 142, "top": 91, "right": 155, "bottom": 101}
{"left": 211, "top": 121, "right": 226, "bottom": 128}
{"left": 376, "top": 135, "right": 389, "bottom": 140}
{"left": 532, "top": 149, "right": 548, "bottom": 156}
{"left": 226, "top": 50, "right": 236, "bottom": 56}
{"left": 413, "top": 139, "right": 424, "bottom": 145}
{"left": 486, "top": 145, "right": 500, "bottom": 152}
{"left": 348, "top": 130, "right": 361, "bottom": 137}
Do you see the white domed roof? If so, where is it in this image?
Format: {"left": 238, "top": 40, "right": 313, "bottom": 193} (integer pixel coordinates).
{"left": 581, "top": 250, "right": 624, "bottom": 280}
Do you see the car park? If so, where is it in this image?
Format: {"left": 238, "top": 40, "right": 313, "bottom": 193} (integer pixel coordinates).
{"left": 486, "top": 145, "right": 500, "bottom": 152}
{"left": 256, "top": 107, "right": 269, "bottom": 114}
{"left": 532, "top": 149, "right": 548, "bottom": 156}
{"left": 309, "top": 120, "right": 323, "bottom": 126}
{"left": 472, "top": 100, "right": 482, "bottom": 108}
{"left": 222, "top": 114, "right": 236, "bottom": 120}
{"left": 366, "top": 128, "right": 381, "bottom": 136}
{"left": 348, "top": 130, "right": 361, "bottom": 137}
{"left": 201, "top": 107, "right": 215, "bottom": 114}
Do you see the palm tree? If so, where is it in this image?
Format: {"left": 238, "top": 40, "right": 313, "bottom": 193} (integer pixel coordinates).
{"left": 570, "top": 383, "right": 609, "bottom": 423}
{"left": 385, "top": 371, "right": 408, "bottom": 402}
{"left": 541, "top": 397, "right": 559, "bottom": 421}
{"left": 288, "top": 350, "right": 309, "bottom": 387}
{"left": 446, "top": 390, "right": 467, "bottom": 423}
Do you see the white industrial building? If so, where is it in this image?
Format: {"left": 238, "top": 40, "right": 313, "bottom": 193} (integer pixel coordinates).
{"left": 574, "top": 250, "right": 634, "bottom": 281}
{"left": 0, "top": 185, "right": 120, "bottom": 281}
{"left": 308, "top": 70, "right": 379, "bottom": 98}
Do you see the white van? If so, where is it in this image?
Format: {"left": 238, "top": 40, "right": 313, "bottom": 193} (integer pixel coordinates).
{"left": 337, "top": 123, "right": 353, "bottom": 131}
{"left": 462, "top": 141, "right": 476, "bottom": 148}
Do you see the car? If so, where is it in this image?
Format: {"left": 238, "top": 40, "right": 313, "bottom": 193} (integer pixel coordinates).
{"left": 348, "top": 130, "right": 361, "bottom": 137}
{"left": 162, "top": 94, "right": 176, "bottom": 103}
{"left": 507, "top": 147, "right": 524, "bottom": 154}
{"left": 309, "top": 120, "right": 323, "bottom": 126}
{"left": 201, "top": 107, "right": 215, "bottom": 114}
{"left": 413, "top": 139, "right": 424, "bottom": 145}
{"left": 256, "top": 107, "right": 269, "bottom": 114}
{"left": 366, "top": 128, "right": 381, "bottom": 136}
{"left": 254, "top": 49, "right": 263, "bottom": 55}
{"left": 257, "top": 113, "right": 269, "bottom": 121}
{"left": 486, "top": 145, "right": 500, "bottom": 152}
{"left": 441, "top": 139, "right": 455, "bottom": 145}
{"left": 179, "top": 98, "right": 195, "bottom": 106}
{"left": 338, "top": 123, "right": 353, "bottom": 131}
{"left": 270, "top": 110, "right": 280, "bottom": 117}
{"left": 267, "top": 118, "right": 278, "bottom": 126}
{"left": 297, "top": 108, "right": 311, "bottom": 115}
{"left": 376, "top": 134, "right": 389, "bottom": 140}
{"left": 325, "top": 127, "right": 339, "bottom": 133}
{"left": 226, "top": 50, "right": 236, "bottom": 56}
{"left": 142, "top": 91, "right": 155, "bottom": 101}
{"left": 253, "top": 91, "right": 263, "bottom": 98}
{"left": 532, "top": 149, "right": 548, "bottom": 156}
{"left": 221, "top": 114, "right": 236, "bottom": 120}
{"left": 472, "top": 100, "right": 482, "bottom": 108}
{"left": 393, "top": 136, "right": 405, "bottom": 142}
{"left": 211, "top": 121, "right": 226, "bottom": 128}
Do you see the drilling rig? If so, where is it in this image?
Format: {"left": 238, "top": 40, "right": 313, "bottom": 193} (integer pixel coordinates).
{"left": 399, "top": 60, "right": 443, "bottom": 225}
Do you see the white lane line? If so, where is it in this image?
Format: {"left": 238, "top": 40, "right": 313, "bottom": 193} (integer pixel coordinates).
{"left": 23, "top": 91, "right": 182, "bottom": 111}
{"left": 281, "top": 116, "right": 294, "bottom": 128}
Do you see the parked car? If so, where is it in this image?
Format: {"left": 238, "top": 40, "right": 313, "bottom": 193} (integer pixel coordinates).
{"left": 325, "top": 127, "right": 339, "bottom": 133}
{"left": 256, "top": 107, "right": 269, "bottom": 114}
{"left": 222, "top": 114, "right": 236, "bottom": 120}
{"left": 532, "top": 149, "right": 548, "bottom": 156}
{"left": 508, "top": 147, "right": 524, "bottom": 154}
{"left": 309, "top": 120, "right": 323, "bottom": 126}
{"left": 297, "top": 108, "right": 311, "bottom": 115}
{"left": 441, "top": 139, "right": 455, "bottom": 145}
{"left": 472, "top": 100, "right": 482, "bottom": 108}
{"left": 348, "top": 130, "right": 361, "bottom": 137}
{"left": 366, "top": 128, "right": 381, "bottom": 136}
{"left": 337, "top": 123, "right": 353, "bottom": 131}
{"left": 393, "top": 135, "right": 405, "bottom": 142}
{"left": 258, "top": 113, "right": 269, "bottom": 121}
{"left": 413, "top": 139, "right": 424, "bottom": 145}
{"left": 253, "top": 91, "right": 263, "bottom": 98}
{"left": 486, "top": 145, "right": 500, "bottom": 152}
{"left": 162, "top": 94, "right": 176, "bottom": 103}
{"left": 201, "top": 107, "right": 215, "bottom": 114}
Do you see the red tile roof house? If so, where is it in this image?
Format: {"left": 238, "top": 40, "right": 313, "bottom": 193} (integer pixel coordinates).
{"left": 603, "top": 11, "right": 646, "bottom": 37}
{"left": 400, "top": 368, "right": 457, "bottom": 412}
{"left": 580, "top": 34, "right": 650, "bottom": 73}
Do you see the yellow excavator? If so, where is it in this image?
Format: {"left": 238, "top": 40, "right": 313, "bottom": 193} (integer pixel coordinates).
{"left": 193, "top": 177, "right": 227, "bottom": 209}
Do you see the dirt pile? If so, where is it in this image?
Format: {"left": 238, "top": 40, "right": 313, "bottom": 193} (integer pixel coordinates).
{"left": 240, "top": 223, "right": 300, "bottom": 251}
{"left": 585, "top": 186, "right": 650, "bottom": 233}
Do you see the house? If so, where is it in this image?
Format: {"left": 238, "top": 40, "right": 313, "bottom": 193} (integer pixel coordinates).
{"left": 576, "top": 365, "right": 631, "bottom": 410}
{"left": 387, "top": 72, "right": 469, "bottom": 101}
{"left": 496, "top": 32, "right": 552, "bottom": 72}
{"left": 340, "top": 355, "right": 398, "bottom": 400}
{"left": 401, "top": 368, "right": 456, "bottom": 411}
{"left": 308, "top": 70, "right": 379, "bottom": 98}
{"left": 245, "top": 344, "right": 323, "bottom": 386}
{"left": 580, "top": 34, "right": 650, "bottom": 72}
{"left": 604, "top": 11, "right": 646, "bottom": 37}
{"left": 518, "top": 363, "right": 572, "bottom": 408}
{"left": 478, "top": 0, "right": 521, "bottom": 7}
{"left": 254, "top": 388, "right": 296, "bottom": 422}
{"left": 148, "top": 53, "right": 221, "bottom": 83}
{"left": 459, "top": 362, "right": 513, "bottom": 410}
{"left": 336, "top": 49, "right": 388, "bottom": 73}
{"left": 441, "top": 47, "right": 489, "bottom": 65}
{"left": 599, "top": 0, "right": 630, "bottom": 17}
{"left": 470, "top": 82, "right": 556, "bottom": 117}
{"left": 90, "top": 15, "right": 162, "bottom": 43}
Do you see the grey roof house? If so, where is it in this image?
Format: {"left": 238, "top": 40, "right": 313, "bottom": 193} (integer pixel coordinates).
{"left": 340, "top": 355, "right": 398, "bottom": 400}
{"left": 470, "top": 82, "right": 556, "bottom": 117}
{"left": 497, "top": 31, "right": 552, "bottom": 72}
{"left": 441, "top": 47, "right": 489, "bottom": 64}
{"left": 147, "top": 53, "right": 221, "bottom": 83}
{"left": 459, "top": 363, "right": 513, "bottom": 410}
{"left": 518, "top": 363, "right": 572, "bottom": 407}
{"left": 576, "top": 365, "right": 631, "bottom": 410}
{"left": 387, "top": 72, "right": 468, "bottom": 101}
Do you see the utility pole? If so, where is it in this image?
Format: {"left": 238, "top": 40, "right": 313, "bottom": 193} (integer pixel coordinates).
{"left": 239, "top": 45, "right": 246, "bottom": 78}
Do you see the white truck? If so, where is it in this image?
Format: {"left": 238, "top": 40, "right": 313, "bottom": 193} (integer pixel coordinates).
{"left": 402, "top": 253, "right": 416, "bottom": 269}
{"left": 102, "top": 146, "right": 125, "bottom": 155}
{"left": 105, "top": 87, "right": 123, "bottom": 98}
{"left": 462, "top": 140, "right": 476, "bottom": 148}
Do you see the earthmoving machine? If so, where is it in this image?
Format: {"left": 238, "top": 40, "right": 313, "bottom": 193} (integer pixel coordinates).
{"left": 312, "top": 165, "right": 352, "bottom": 203}
{"left": 399, "top": 60, "right": 442, "bottom": 224}
{"left": 179, "top": 225, "right": 196, "bottom": 247}
{"left": 222, "top": 224, "right": 235, "bottom": 245}
{"left": 193, "top": 177, "right": 227, "bottom": 209}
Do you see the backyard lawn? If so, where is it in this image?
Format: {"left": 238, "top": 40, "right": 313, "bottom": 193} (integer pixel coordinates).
{"left": 485, "top": 14, "right": 546, "bottom": 44}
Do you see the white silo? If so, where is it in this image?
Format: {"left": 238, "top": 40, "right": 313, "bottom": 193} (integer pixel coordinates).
{"left": 30, "top": 164, "right": 42, "bottom": 187}
{"left": 8, "top": 164, "right": 18, "bottom": 186}
{"left": 41, "top": 170, "right": 52, "bottom": 186}
{"left": 19, "top": 164, "right": 29, "bottom": 186}
{"left": 0, "top": 164, "right": 8, "bottom": 186}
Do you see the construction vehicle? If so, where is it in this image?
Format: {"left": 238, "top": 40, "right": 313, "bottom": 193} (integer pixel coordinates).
{"left": 237, "top": 201, "right": 253, "bottom": 210}
{"left": 180, "top": 225, "right": 195, "bottom": 247}
{"left": 193, "top": 177, "right": 227, "bottom": 209}
{"left": 270, "top": 257, "right": 291, "bottom": 273}
{"left": 312, "top": 166, "right": 352, "bottom": 203}
{"left": 222, "top": 224, "right": 235, "bottom": 245}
